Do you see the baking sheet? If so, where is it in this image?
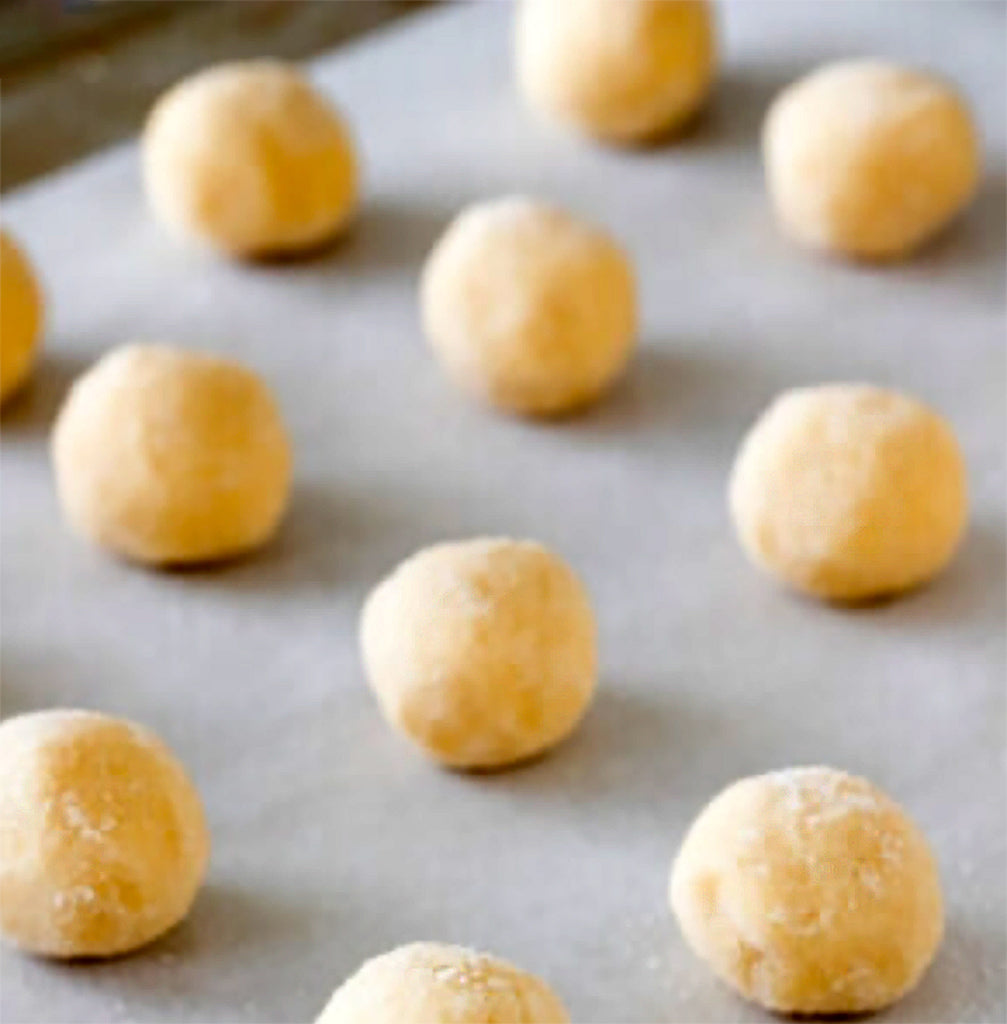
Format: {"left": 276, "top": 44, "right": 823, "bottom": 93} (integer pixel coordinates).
{"left": 2, "top": 2, "right": 1004, "bottom": 1021}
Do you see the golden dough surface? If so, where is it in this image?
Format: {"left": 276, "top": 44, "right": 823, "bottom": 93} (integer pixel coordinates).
{"left": 516, "top": 0, "right": 716, "bottom": 143}
{"left": 143, "top": 60, "right": 358, "bottom": 257}
{"left": 729, "top": 384, "right": 968, "bottom": 601}
{"left": 421, "top": 197, "right": 636, "bottom": 417}
{"left": 0, "top": 709, "right": 209, "bottom": 959}
{"left": 0, "top": 231, "right": 44, "bottom": 405}
{"left": 316, "top": 942, "right": 570, "bottom": 1024}
{"left": 670, "top": 767, "right": 944, "bottom": 1015}
{"left": 52, "top": 343, "right": 292, "bottom": 566}
{"left": 763, "top": 60, "right": 980, "bottom": 259}
{"left": 361, "top": 538, "right": 597, "bottom": 769}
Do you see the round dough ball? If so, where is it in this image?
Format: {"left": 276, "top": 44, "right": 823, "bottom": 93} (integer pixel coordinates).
{"left": 317, "top": 942, "right": 570, "bottom": 1023}
{"left": 1, "top": 231, "right": 44, "bottom": 404}
{"left": 0, "top": 709, "right": 209, "bottom": 958}
{"left": 52, "top": 343, "right": 292, "bottom": 566}
{"left": 729, "top": 384, "right": 967, "bottom": 601}
{"left": 421, "top": 197, "right": 636, "bottom": 416}
{"left": 516, "top": 0, "right": 716, "bottom": 143}
{"left": 763, "top": 60, "right": 980, "bottom": 259}
{"left": 143, "top": 60, "right": 359, "bottom": 257}
{"left": 361, "top": 538, "right": 597, "bottom": 769}
{"left": 669, "top": 766, "right": 944, "bottom": 1015}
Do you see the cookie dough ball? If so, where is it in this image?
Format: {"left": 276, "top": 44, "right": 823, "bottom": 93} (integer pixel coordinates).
{"left": 516, "top": 0, "right": 715, "bottom": 143}
{"left": 670, "top": 767, "right": 943, "bottom": 1015}
{"left": 763, "top": 60, "right": 980, "bottom": 259}
{"left": 1, "top": 231, "right": 44, "bottom": 404}
{"left": 361, "top": 538, "right": 597, "bottom": 769}
{"left": 729, "top": 384, "right": 967, "bottom": 601}
{"left": 52, "top": 344, "right": 292, "bottom": 566}
{"left": 317, "top": 942, "right": 570, "bottom": 1023}
{"left": 143, "top": 60, "right": 359, "bottom": 257}
{"left": 0, "top": 709, "right": 209, "bottom": 958}
{"left": 421, "top": 197, "right": 636, "bottom": 416}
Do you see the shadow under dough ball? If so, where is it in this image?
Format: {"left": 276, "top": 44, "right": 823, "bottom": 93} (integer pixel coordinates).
{"left": 316, "top": 942, "right": 570, "bottom": 1024}
{"left": 0, "top": 709, "right": 209, "bottom": 959}
{"left": 143, "top": 60, "right": 359, "bottom": 258}
{"left": 670, "top": 766, "right": 944, "bottom": 1015}
{"left": 360, "top": 537, "right": 598, "bottom": 769}
{"left": 763, "top": 59, "right": 981, "bottom": 260}
{"left": 515, "top": 0, "right": 716, "bottom": 144}
{"left": 51, "top": 343, "right": 292, "bottom": 566}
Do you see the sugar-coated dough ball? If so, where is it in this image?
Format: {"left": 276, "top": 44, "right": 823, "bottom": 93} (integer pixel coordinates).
{"left": 516, "top": 0, "right": 715, "bottom": 143}
{"left": 52, "top": 344, "right": 292, "bottom": 566}
{"left": 316, "top": 942, "right": 570, "bottom": 1023}
{"left": 0, "top": 709, "right": 209, "bottom": 958}
{"left": 763, "top": 60, "right": 980, "bottom": 259}
{"left": 361, "top": 538, "right": 597, "bottom": 769}
{"left": 729, "top": 384, "right": 967, "bottom": 601}
{"left": 670, "top": 767, "right": 943, "bottom": 1015}
{"left": 1, "top": 231, "right": 44, "bottom": 404}
{"left": 143, "top": 60, "right": 358, "bottom": 257}
{"left": 421, "top": 197, "right": 636, "bottom": 416}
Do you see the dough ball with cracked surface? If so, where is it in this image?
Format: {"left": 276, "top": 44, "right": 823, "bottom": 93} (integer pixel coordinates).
{"left": 52, "top": 343, "right": 292, "bottom": 566}
{"left": 516, "top": 0, "right": 716, "bottom": 144}
{"left": 1, "top": 231, "right": 44, "bottom": 405}
{"left": 729, "top": 384, "right": 967, "bottom": 602}
{"left": 421, "top": 197, "right": 636, "bottom": 416}
{"left": 143, "top": 60, "right": 358, "bottom": 257}
{"left": 0, "top": 709, "right": 209, "bottom": 959}
{"left": 763, "top": 60, "right": 980, "bottom": 259}
{"left": 361, "top": 538, "right": 597, "bottom": 769}
{"left": 316, "top": 941, "right": 570, "bottom": 1023}
{"left": 670, "top": 766, "right": 943, "bottom": 1015}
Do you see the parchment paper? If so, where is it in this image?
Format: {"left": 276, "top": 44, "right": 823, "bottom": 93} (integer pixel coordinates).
{"left": 2, "top": 2, "right": 1004, "bottom": 1021}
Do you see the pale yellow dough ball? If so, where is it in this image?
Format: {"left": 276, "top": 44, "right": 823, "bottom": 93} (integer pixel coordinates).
{"left": 52, "top": 344, "right": 292, "bottom": 566}
{"left": 670, "top": 767, "right": 944, "bottom": 1015}
{"left": 1, "top": 231, "right": 44, "bottom": 404}
{"left": 143, "top": 60, "right": 359, "bottom": 257}
{"left": 0, "top": 709, "right": 209, "bottom": 959}
{"left": 729, "top": 384, "right": 967, "bottom": 602}
{"left": 421, "top": 197, "right": 636, "bottom": 417}
{"left": 516, "top": 0, "right": 716, "bottom": 143}
{"left": 360, "top": 538, "right": 597, "bottom": 769}
{"left": 316, "top": 942, "right": 570, "bottom": 1024}
{"left": 763, "top": 60, "right": 980, "bottom": 259}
